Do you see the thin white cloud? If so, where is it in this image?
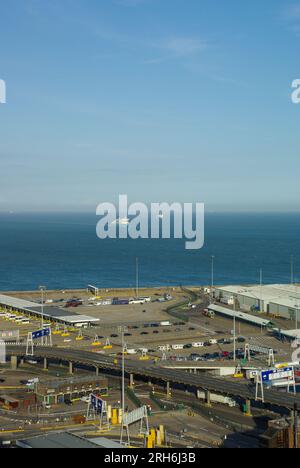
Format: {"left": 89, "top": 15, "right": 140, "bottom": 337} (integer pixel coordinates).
{"left": 144, "top": 37, "right": 208, "bottom": 64}
{"left": 162, "top": 37, "right": 207, "bottom": 56}
{"left": 285, "top": 4, "right": 300, "bottom": 19}
{"left": 283, "top": 3, "right": 300, "bottom": 36}
{"left": 113, "top": 0, "right": 149, "bottom": 6}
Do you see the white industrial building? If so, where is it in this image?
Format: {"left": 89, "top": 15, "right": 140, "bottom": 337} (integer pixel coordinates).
{"left": 269, "top": 297, "right": 300, "bottom": 321}
{"left": 214, "top": 284, "right": 300, "bottom": 319}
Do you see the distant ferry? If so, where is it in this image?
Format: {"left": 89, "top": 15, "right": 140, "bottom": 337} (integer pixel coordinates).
{"left": 111, "top": 218, "right": 130, "bottom": 225}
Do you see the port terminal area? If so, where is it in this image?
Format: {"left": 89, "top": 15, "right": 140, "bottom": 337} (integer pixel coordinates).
{"left": 1, "top": 285, "right": 300, "bottom": 448}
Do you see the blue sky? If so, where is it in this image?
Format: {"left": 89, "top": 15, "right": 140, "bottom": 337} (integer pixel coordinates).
{"left": 0, "top": 0, "right": 300, "bottom": 211}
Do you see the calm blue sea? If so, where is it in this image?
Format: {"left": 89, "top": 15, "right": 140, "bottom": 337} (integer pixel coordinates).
{"left": 0, "top": 212, "right": 299, "bottom": 291}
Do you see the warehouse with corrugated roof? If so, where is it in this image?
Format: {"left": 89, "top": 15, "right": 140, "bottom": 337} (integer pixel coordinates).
{"left": 214, "top": 284, "right": 300, "bottom": 318}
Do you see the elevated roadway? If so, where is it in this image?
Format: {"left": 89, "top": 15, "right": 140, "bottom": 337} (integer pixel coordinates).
{"left": 6, "top": 346, "right": 300, "bottom": 410}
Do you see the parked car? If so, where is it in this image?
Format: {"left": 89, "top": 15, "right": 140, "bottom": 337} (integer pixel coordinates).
{"left": 237, "top": 337, "right": 246, "bottom": 343}
{"left": 223, "top": 339, "right": 232, "bottom": 345}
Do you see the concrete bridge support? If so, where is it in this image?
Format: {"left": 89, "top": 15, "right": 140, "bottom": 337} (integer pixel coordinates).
{"left": 43, "top": 357, "right": 48, "bottom": 371}
{"left": 166, "top": 381, "right": 171, "bottom": 398}
{"left": 205, "top": 390, "right": 212, "bottom": 407}
{"left": 11, "top": 356, "right": 18, "bottom": 371}
{"left": 129, "top": 373, "right": 134, "bottom": 389}
{"left": 244, "top": 399, "right": 252, "bottom": 417}
{"left": 69, "top": 361, "right": 74, "bottom": 375}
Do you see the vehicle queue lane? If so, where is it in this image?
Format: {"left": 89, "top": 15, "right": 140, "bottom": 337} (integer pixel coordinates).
{"left": 6, "top": 346, "right": 300, "bottom": 410}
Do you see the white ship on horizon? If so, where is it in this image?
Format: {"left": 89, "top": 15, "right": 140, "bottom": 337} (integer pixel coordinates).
{"left": 111, "top": 217, "right": 130, "bottom": 225}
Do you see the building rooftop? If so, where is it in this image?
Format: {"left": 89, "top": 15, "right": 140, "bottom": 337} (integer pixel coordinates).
{"left": 208, "top": 304, "right": 272, "bottom": 326}
{"left": 0, "top": 295, "right": 99, "bottom": 325}
{"left": 0, "top": 294, "right": 39, "bottom": 310}
{"left": 270, "top": 297, "right": 300, "bottom": 309}
{"left": 87, "top": 437, "right": 123, "bottom": 448}
{"left": 216, "top": 284, "right": 300, "bottom": 302}
{"left": 37, "top": 375, "right": 108, "bottom": 390}
{"left": 16, "top": 432, "right": 121, "bottom": 449}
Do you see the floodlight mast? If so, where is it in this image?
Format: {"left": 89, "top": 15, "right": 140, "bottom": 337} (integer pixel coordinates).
{"left": 39, "top": 286, "right": 47, "bottom": 345}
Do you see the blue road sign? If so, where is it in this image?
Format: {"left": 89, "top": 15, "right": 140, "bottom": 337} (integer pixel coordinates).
{"left": 261, "top": 367, "right": 294, "bottom": 383}
{"left": 91, "top": 394, "right": 103, "bottom": 414}
{"left": 32, "top": 328, "right": 51, "bottom": 341}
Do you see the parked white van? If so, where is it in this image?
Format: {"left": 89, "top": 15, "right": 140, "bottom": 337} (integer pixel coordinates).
{"left": 158, "top": 345, "right": 170, "bottom": 352}
{"left": 192, "top": 342, "right": 205, "bottom": 348}
{"left": 172, "top": 344, "right": 185, "bottom": 350}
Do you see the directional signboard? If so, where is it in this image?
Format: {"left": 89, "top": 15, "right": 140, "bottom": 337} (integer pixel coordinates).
{"left": 26, "top": 328, "right": 52, "bottom": 355}
{"left": 256, "top": 366, "right": 296, "bottom": 402}
{"left": 249, "top": 345, "right": 271, "bottom": 355}
{"left": 32, "top": 328, "right": 51, "bottom": 341}
{"left": 261, "top": 367, "right": 294, "bottom": 383}
{"left": 91, "top": 394, "right": 104, "bottom": 414}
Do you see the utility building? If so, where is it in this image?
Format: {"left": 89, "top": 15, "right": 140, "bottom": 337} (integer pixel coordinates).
{"left": 214, "top": 284, "right": 300, "bottom": 317}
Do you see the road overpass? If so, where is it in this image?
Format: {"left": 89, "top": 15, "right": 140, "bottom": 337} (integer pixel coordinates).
{"left": 5, "top": 346, "right": 300, "bottom": 410}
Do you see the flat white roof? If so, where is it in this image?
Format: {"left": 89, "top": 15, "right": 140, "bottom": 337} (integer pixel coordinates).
{"left": 0, "top": 294, "right": 99, "bottom": 325}
{"left": 274, "top": 329, "right": 300, "bottom": 340}
{"left": 216, "top": 284, "right": 300, "bottom": 302}
{"left": 270, "top": 297, "right": 300, "bottom": 309}
{"left": 0, "top": 294, "right": 40, "bottom": 309}
{"left": 208, "top": 304, "right": 272, "bottom": 326}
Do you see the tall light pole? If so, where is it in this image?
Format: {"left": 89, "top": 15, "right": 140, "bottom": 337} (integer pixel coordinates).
{"left": 295, "top": 300, "right": 299, "bottom": 330}
{"left": 136, "top": 257, "right": 139, "bottom": 298}
{"left": 260, "top": 269, "right": 263, "bottom": 313}
{"left": 233, "top": 298, "right": 236, "bottom": 362}
{"left": 211, "top": 256, "right": 215, "bottom": 290}
{"left": 39, "top": 286, "right": 46, "bottom": 345}
{"left": 118, "top": 325, "right": 128, "bottom": 416}
{"left": 291, "top": 256, "right": 295, "bottom": 285}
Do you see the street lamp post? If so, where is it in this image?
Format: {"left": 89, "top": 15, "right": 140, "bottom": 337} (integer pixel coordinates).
{"left": 295, "top": 302, "right": 299, "bottom": 330}
{"left": 291, "top": 296, "right": 300, "bottom": 330}
{"left": 39, "top": 286, "right": 46, "bottom": 345}
{"left": 118, "top": 326, "right": 128, "bottom": 416}
{"left": 291, "top": 256, "right": 295, "bottom": 285}
{"left": 233, "top": 298, "right": 236, "bottom": 361}
{"left": 136, "top": 257, "right": 139, "bottom": 298}
{"left": 211, "top": 256, "right": 215, "bottom": 290}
